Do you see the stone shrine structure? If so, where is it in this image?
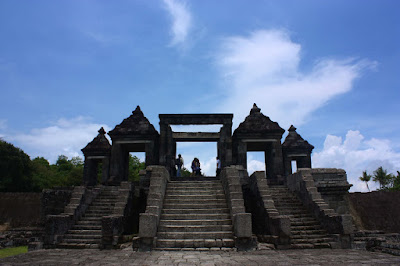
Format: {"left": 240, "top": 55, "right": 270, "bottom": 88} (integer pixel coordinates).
{"left": 43, "top": 104, "right": 354, "bottom": 251}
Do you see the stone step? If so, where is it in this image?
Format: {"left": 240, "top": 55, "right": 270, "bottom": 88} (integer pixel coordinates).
{"left": 290, "top": 243, "right": 331, "bottom": 249}
{"left": 158, "top": 225, "right": 233, "bottom": 232}
{"left": 163, "top": 203, "right": 228, "bottom": 209}
{"left": 274, "top": 202, "right": 306, "bottom": 209}
{"left": 57, "top": 243, "right": 100, "bottom": 249}
{"left": 166, "top": 185, "right": 222, "bottom": 190}
{"left": 67, "top": 230, "right": 102, "bottom": 235}
{"left": 81, "top": 215, "right": 108, "bottom": 219}
{"left": 292, "top": 228, "right": 325, "bottom": 235}
{"left": 161, "top": 213, "right": 231, "bottom": 221}
{"left": 157, "top": 231, "right": 234, "bottom": 239}
{"left": 162, "top": 208, "right": 229, "bottom": 214}
{"left": 165, "top": 195, "right": 225, "bottom": 200}
{"left": 63, "top": 238, "right": 101, "bottom": 244}
{"left": 168, "top": 181, "right": 221, "bottom": 186}
{"left": 164, "top": 198, "right": 226, "bottom": 204}
{"left": 159, "top": 219, "right": 232, "bottom": 226}
{"left": 165, "top": 191, "right": 224, "bottom": 196}
{"left": 156, "top": 238, "right": 235, "bottom": 248}
{"left": 284, "top": 214, "right": 315, "bottom": 219}
{"left": 71, "top": 225, "right": 102, "bottom": 230}
{"left": 292, "top": 234, "right": 332, "bottom": 240}
{"left": 75, "top": 220, "right": 102, "bottom": 225}
{"left": 291, "top": 220, "right": 321, "bottom": 226}
{"left": 64, "top": 234, "right": 101, "bottom": 240}
{"left": 291, "top": 238, "right": 333, "bottom": 244}
{"left": 277, "top": 208, "right": 310, "bottom": 214}
{"left": 87, "top": 205, "right": 114, "bottom": 209}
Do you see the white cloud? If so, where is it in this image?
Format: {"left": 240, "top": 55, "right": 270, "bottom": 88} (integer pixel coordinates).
{"left": 0, "top": 119, "right": 7, "bottom": 130}
{"left": 312, "top": 130, "right": 400, "bottom": 192}
{"left": 5, "top": 117, "right": 111, "bottom": 163}
{"left": 215, "top": 29, "right": 376, "bottom": 129}
{"left": 162, "top": 0, "right": 192, "bottom": 47}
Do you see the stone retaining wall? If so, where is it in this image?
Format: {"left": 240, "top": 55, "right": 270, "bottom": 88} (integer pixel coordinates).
{"left": 348, "top": 191, "right": 400, "bottom": 233}
{"left": 0, "top": 193, "right": 42, "bottom": 227}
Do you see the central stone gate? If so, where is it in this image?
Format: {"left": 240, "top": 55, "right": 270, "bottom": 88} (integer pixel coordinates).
{"left": 159, "top": 113, "right": 233, "bottom": 176}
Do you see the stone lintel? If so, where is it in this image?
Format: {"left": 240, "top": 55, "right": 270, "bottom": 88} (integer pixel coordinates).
{"left": 242, "top": 139, "right": 277, "bottom": 142}
{"left": 286, "top": 154, "right": 308, "bottom": 157}
{"left": 159, "top": 113, "right": 233, "bottom": 125}
{"left": 115, "top": 140, "right": 152, "bottom": 144}
{"left": 172, "top": 132, "right": 220, "bottom": 142}
{"left": 87, "top": 155, "right": 108, "bottom": 160}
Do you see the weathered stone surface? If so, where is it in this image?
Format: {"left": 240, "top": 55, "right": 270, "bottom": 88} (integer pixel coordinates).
{"left": 348, "top": 191, "right": 400, "bottom": 232}
{"left": 108, "top": 106, "right": 159, "bottom": 138}
{"left": 81, "top": 127, "right": 111, "bottom": 156}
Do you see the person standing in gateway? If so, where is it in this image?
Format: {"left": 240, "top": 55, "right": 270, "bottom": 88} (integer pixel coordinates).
{"left": 216, "top": 156, "right": 221, "bottom": 177}
{"left": 176, "top": 154, "right": 184, "bottom": 177}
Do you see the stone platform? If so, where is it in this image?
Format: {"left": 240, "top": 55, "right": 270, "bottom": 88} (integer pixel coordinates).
{"left": 1, "top": 249, "right": 399, "bottom": 265}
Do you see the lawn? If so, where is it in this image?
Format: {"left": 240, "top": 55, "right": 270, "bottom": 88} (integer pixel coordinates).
{"left": 0, "top": 246, "right": 28, "bottom": 259}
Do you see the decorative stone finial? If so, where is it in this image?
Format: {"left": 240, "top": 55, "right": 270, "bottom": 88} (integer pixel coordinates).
{"left": 250, "top": 103, "right": 261, "bottom": 115}
{"left": 288, "top": 125, "right": 297, "bottom": 132}
{"left": 98, "top": 127, "right": 106, "bottom": 135}
{"left": 133, "top": 105, "right": 142, "bottom": 114}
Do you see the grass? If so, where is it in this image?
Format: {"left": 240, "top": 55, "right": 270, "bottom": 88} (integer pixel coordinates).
{"left": 0, "top": 246, "right": 28, "bottom": 259}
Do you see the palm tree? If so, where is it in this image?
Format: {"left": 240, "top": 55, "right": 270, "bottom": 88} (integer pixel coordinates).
{"left": 359, "top": 170, "right": 371, "bottom": 192}
{"left": 372, "top": 166, "right": 392, "bottom": 189}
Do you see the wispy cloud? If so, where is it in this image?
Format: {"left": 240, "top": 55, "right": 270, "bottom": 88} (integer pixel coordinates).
{"left": 215, "top": 29, "right": 377, "bottom": 129}
{"left": 313, "top": 130, "right": 400, "bottom": 192}
{"left": 0, "top": 119, "right": 7, "bottom": 130}
{"left": 162, "top": 0, "right": 192, "bottom": 47}
{"left": 4, "top": 117, "right": 111, "bottom": 163}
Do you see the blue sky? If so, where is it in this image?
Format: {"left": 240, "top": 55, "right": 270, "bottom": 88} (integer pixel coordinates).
{"left": 0, "top": 0, "right": 399, "bottom": 191}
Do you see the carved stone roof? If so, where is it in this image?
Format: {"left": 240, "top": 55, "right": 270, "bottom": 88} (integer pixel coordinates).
{"left": 81, "top": 127, "right": 111, "bottom": 156}
{"left": 282, "top": 125, "right": 314, "bottom": 152}
{"left": 108, "top": 106, "right": 159, "bottom": 139}
{"left": 233, "top": 104, "right": 285, "bottom": 136}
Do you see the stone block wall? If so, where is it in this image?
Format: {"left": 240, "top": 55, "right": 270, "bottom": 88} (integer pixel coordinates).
{"left": 310, "top": 168, "right": 352, "bottom": 215}
{"left": 40, "top": 188, "right": 73, "bottom": 223}
{"left": 0, "top": 193, "right": 42, "bottom": 227}
{"left": 348, "top": 191, "right": 400, "bottom": 233}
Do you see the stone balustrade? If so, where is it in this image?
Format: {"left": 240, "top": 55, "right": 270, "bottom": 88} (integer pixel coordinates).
{"left": 220, "top": 165, "right": 256, "bottom": 250}
{"left": 138, "top": 166, "right": 170, "bottom": 251}
{"left": 248, "top": 171, "right": 291, "bottom": 246}
{"left": 286, "top": 168, "right": 353, "bottom": 248}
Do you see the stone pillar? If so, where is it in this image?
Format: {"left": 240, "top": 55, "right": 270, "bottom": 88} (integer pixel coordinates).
{"left": 266, "top": 141, "right": 284, "bottom": 184}
{"left": 219, "top": 123, "right": 233, "bottom": 167}
{"left": 159, "top": 122, "right": 168, "bottom": 166}
{"left": 110, "top": 143, "right": 125, "bottom": 183}
{"left": 145, "top": 141, "right": 157, "bottom": 166}
{"left": 122, "top": 150, "right": 129, "bottom": 181}
{"left": 159, "top": 122, "right": 174, "bottom": 175}
{"left": 283, "top": 155, "right": 292, "bottom": 177}
{"left": 236, "top": 141, "right": 247, "bottom": 169}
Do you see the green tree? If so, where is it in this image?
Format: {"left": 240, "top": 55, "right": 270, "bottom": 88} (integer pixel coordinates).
{"left": 128, "top": 155, "right": 145, "bottom": 182}
{"left": 388, "top": 171, "right": 400, "bottom": 191}
{"left": 373, "top": 166, "right": 394, "bottom": 190}
{"left": 31, "top": 157, "right": 58, "bottom": 191}
{"left": 0, "top": 140, "right": 33, "bottom": 192}
{"left": 359, "top": 170, "right": 372, "bottom": 192}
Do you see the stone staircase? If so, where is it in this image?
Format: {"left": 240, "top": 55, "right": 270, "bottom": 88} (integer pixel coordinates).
{"left": 268, "top": 185, "right": 334, "bottom": 249}
{"left": 155, "top": 179, "right": 235, "bottom": 250}
{"left": 57, "top": 186, "right": 119, "bottom": 249}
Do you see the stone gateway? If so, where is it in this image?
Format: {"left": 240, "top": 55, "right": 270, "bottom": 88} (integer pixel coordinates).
{"left": 43, "top": 104, "right": 355, "bottom": 251}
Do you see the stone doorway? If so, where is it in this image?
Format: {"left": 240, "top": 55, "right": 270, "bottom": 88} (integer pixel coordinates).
{"left": 159, "top": 113, "right": 233, "bottom": 177}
